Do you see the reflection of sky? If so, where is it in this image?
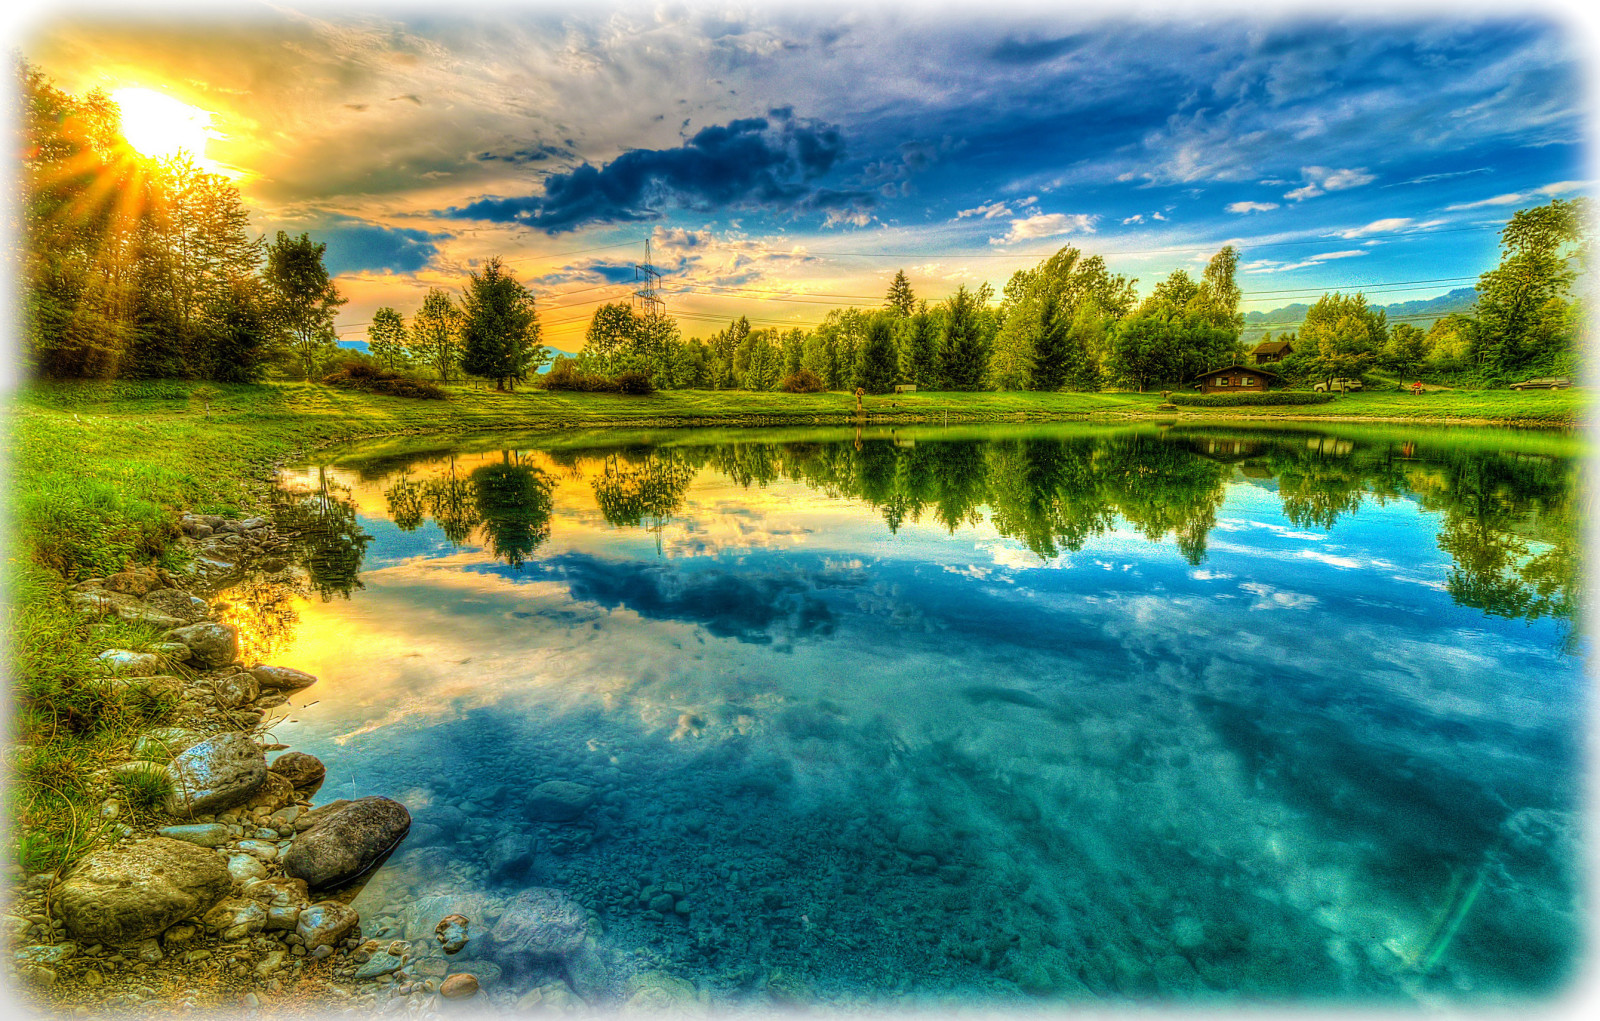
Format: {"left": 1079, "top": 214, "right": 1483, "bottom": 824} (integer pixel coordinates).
{"left": 259, "top": 439, "right": 1582, "bottom": 1001}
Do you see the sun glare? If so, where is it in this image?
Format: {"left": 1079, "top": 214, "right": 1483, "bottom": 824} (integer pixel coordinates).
{"left": 111, "top": 88, "right": 226, "bottom": 171}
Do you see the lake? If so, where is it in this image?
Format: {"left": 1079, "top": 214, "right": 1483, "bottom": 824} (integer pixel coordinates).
{"left": 220, "top": 422, "right": 1585, "bottom": 1009}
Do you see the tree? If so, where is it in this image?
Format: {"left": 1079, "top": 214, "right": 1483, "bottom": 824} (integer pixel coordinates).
{"left": 743, "top": 334, "right": 781, "bottom": 390}
{"left": 408, "top": 287, "right": 462, "bottom": 380}
{"left": 459, "top": 256, "right": 544, "bottom": 390}
{"left": 367, "top": 307, "right": 408, "bottom": 370}
{"left": 1297, "top": 292, "right": 1385, "bottom": 386}
{"left": 1107, "top": 309, "right": 1185, "bottom": 392}
{"left": 1473, "top": 198, "right": 1588, "bottom": 376}
{"left": 1382, "top": 323, "right": 1429, "bottom": 381}
{"left": 1194, "top": 245, "right": 1244, "bottom": 331}
{"left": 885, "top": 269, "right": 916, "bottom": 317}
{"left": 265, "top": 231, "right": 345, "bottom": 379}
{"left": 896, "top": 304, "right": 940, "bottom": 389}
{"left": 583, "top": 302, "right": 643, "bottom": 373}
{"left": 939, "top": 285, "right": 987, "bottom": 390}
{"left": 856, "top": 315, "right": 899, "bottom": 394}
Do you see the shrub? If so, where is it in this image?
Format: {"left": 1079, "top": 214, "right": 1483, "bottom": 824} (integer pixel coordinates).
{"left": 1167, "top": 391, "right": 1334, "bottom": 407}
{"left": 614, "top": 370, "right": 656, "bottom": 395}
{"left": 777, "top": 368, "right": 826, "bottom": 393}
{"left": 322, "top": 364, "right": 445, "bottom": 399}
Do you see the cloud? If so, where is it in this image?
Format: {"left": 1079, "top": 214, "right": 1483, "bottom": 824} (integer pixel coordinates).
{"left": 988, "top": 212, "right": 1096, "bottom": 246}
{"left": 444, "top": 110, "right": 871, "bottom": 233}
{"left": 1239, "top": 582, "right": 1318, "bottom": 611}
{"left": 474, "top": 143, "right": 574, "bottom": 165}
{"left": 1285, "top": 166, "right": 1376, "bottom": 201}
{"left": 1241, "top": 249, "right": 1370, "bottom": 274}
{"left": 956, "top": 201, "right": 1012, "bottom": 220}
{"left": 1122, "top": 213, "right": 1144, "bottom": 224}
{"left": 312, "top": 215, "right": 450, "bottom": 275}
{"left": 1444, "top": 180, "right": 1585, "bottom": 211}
{"left": 1226, "top": 201, "right": 1279, "bottom": 214}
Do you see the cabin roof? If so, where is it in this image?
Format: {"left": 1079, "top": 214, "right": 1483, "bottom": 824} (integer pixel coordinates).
{"left": 1251, "top": 339, "right": 1294, "bottom": 355}
{"left": 1193, "top": 363, "right": 1282, "bottom": 380}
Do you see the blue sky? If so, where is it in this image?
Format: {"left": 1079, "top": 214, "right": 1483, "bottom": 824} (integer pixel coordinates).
{"left": 24, "top": 5, "right": 1592, "bottom": 347}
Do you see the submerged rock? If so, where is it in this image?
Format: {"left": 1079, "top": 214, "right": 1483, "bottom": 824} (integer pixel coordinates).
{"left": 54, "top": 837, "right": 230, "bottom": 943}
{"left": 489, "top": 888, "right": 589, "bottom": 960}
{"left": 526, "top": 781, "right": 594, "bottom": 822}
{"left": 160, "top": 622, "right": 240, "bottom": 670}
{"left": 164, "top": 732, "right": 267, "bottom": 816}
{"left": 269, "top": 751, "right": 326, "bottom": 794}
{"left": 440, "top": 973, "right": 480, "bottom": 999}
{"left": 282, "top": 796, "right": 411, "bottom": 889}
{"left": 250, "top": 664, "right": 317, "bottom": 691}
{"left": 436, "top": 914, "right": 470, "bottom": 955}
{"left": 624, "top": 971, "right": 702, "bottom": 1015}
{"left": 484, "top": 833, "right": 535, "bottom": 878}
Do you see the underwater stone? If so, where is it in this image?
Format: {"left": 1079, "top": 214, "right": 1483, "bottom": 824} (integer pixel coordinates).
{"left": 435, "top": 914, "right": 470, "bottom": 955}
{"left": 489, "top": 888, "right": 589, "bottom": 959}
{"left": 526, "top": 781, "right": 594, "bottom": 822}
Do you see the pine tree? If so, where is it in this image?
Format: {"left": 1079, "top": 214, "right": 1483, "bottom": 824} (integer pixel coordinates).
{"left": 856, "top": 315, "right": 899, "bottom": 394}
{"left": 897, "top": 304, "right": 940, "bottom": 389}
{"left": 939, "top": 285, "right": 987, "bottom": 390}
{"left": 885, "top": 269, "right": 916, "bottom": 317}
{"left": 743, "top": 337, "right": 780, "bottom": 390}
{"left": 459, "top": 256, "right": 543, "bottom": 390}
{"left": 1030, "top": 289, "right": 1071, "bottom": 390}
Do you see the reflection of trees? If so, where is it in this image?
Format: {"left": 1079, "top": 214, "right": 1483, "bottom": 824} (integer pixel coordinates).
{"left": 424, "top": 457, "right": 481, "bottom": 546}
{"left": 592, "top": 452, "right": 696, "bottom": 535}
{"left": 473, "top": 454, "right": 555, "bottom": 569}
{"left": 1096, "top": 437, "right": 1229, "bottom": 564}
{"left": 273, "top": 467, "right": 372, "bottom": 601}
{"left": 385, "top": 477, "right": 427, "bottom": 531}
{"left": 214, "top": 569, "right": 313, "bottom": 662}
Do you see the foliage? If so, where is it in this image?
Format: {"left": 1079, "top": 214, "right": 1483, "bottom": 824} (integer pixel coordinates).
{"left": 939, "top": 285, "right": 988, "bottom": 390}
{"left": 322, "top": 361, "right": 446, "bottom": 399}
{"left": 408, "top": 288, "right": 463, "bottom": 381}
{"left": 367, "top": 307, "right": 409, "bottom": 370}
{"left": 856, "top": 315, "right": 900, "bottom": 394}
{"left": 777, "top": 368, "right": 827, "bottom": 393}
{"left": 1472, "top": 198, "right": 1588, "bottom": 379}
{"left": 896, "top": 306, "right": 941, "bottom": 390}
{"left": 459, "top": 256, "right": 544, "bottom": 389}
{"left": 615, "top": 370, "right": 656, "bottom": 395}
{"left": 885, "top": 269, "right": 916, "bottom": 317}
{"left": 471, "top": 457, "right": 555, "bottom": 568}
{"left": 1167, "top": 391, "right": 1335, "bottom": 406}
{"left": 265, "top": 231, "right": 346, "bottom": 379}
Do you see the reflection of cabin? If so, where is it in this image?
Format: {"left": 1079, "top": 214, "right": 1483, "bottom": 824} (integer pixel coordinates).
{"left": 1251, "top": 339, "right": 1294, "bottom": 365}
{"left": 1194, "top": 364, "right": 1280, "bottom": 394}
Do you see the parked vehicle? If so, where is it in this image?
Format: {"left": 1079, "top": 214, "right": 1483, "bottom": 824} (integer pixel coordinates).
{"left": 1509, "top": 377, "right": 1571, "bottom": 390}
{"left": 1312, "top": 378, "right": 1364, "bottom": 393}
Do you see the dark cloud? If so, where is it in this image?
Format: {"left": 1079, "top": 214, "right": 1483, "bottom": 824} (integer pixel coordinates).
{"left": 989, "top": 34, "right": 1084, "bottom": 64}
{"left": 474, "top": 143, "right": 573, "bottom": 165}
{"left": 582, "top": 261, "right": 639, "bottom": 285}
{"left": 313, "top": 216, "right": 449, "bottom": 275}
{"left": 444, "top": 111, "right": 870, "bottom": 233}
{"left": 390, "top": 93, "right": 422, "bottom": 105}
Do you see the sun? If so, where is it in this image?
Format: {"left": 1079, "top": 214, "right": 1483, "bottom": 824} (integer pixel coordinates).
{"left": 111, "top": 87, "right": 226, "bottom": 171}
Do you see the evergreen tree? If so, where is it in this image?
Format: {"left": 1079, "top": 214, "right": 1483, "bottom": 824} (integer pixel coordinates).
{"left": 460, "top": 256, "right": 543, "bottom": 390}
{"left": 1030, "top": 289, "right": 1073, "bottom": 391}
{"left": 743, "top": 335, "right": 781, "bottom": 390}
{"left": 856, "top": 315, "right": 899, "bottom": 394}
{"left": 885, "top": 269, "right": 916, "bottom": 317}
{"left": 940, "top": 285, "right": 987, "bottom": 390}
{"left": 897, "top": 304, "right": 940, "bottom": 389}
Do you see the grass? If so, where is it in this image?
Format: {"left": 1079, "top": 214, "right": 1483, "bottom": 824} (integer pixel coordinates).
{"left": 1, "top": 376, "right": 1586, "bottom": 874}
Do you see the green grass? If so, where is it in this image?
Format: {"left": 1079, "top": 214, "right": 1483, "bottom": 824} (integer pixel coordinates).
{"left": 1, "top": 376, "right": 1585, "bottom": 873}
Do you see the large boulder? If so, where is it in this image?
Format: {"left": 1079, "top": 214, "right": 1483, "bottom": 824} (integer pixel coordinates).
{"left": 282, "top": 796, "right": 411, "bottom": 889}
{"left": 164, "top": 732, "right": 267, "bottom": 816}
{"left": 209, "top": 670, "right": 260, "bottom": 709}
{"left": 269, "top": 752, "right": 326, "bottom": 794}
{"left": 160, "top": 622, "right": 240, "bottom": 670}
{"left": 526, "top": 781, "right": 594, "bottom": 822}
{"left": 54, "top": 837, "right": 230, "bottom": 943}
{"left": 250, "top": 665, "right": 317, "bottom": 691}
{"left": 488, "top": 888, "right": 590, "bottom": 961}
{"left": 296, "top": 901, "right": 359, "bottom": 951}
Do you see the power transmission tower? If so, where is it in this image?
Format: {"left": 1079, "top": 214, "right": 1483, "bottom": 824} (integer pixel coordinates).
{"left": 633, "top": 237, "right": 665, "bottom": 319}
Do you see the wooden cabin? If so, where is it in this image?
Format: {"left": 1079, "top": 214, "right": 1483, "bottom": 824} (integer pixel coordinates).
{"left": 1250, "top": 339, "right": 1293, "bottom": 365}
{"left": 1194, "top": 363, "right": 1281, "bottom": 394}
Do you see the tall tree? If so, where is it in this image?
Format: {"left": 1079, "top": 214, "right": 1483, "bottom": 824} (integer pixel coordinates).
{"left": 940, "top": 285, "right": 987, "bottom": 390}
{"left": 856, "top": 314, "right": 899, "bottom": 394}
{"left": 896, "top": 304, "right": 940, "bottom": 389}
{"left": 265, "top": 231, "right": 345, "bottom": 379}
{"left": 460, "top": 256, "right": 544, "bottom": 390}
{"left": 885, "top": 269, "right": 916, "bottom": 317}
{"left": 1473, "top": 198, "right": 1587, "bottom": 376}
{"left": 583, "top": 302, "right": 643, "bottom": 373}
{"left": 367, "top": 307, "right": 408, "bottom": 370}
{"left": 408, "top": 287, "right": 462, "bottom": 381}
{"left": 743, "top": 334, "right": 781, "bottom": 390}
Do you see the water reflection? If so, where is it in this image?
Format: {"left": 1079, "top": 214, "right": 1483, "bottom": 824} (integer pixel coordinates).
{"left": 234, "top": 424, "right": 1583, "bottom": 1008}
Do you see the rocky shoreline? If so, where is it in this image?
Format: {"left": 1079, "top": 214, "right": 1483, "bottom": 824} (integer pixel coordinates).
{"left": 3, "top": 512, "right": 507, "bottom": 1016}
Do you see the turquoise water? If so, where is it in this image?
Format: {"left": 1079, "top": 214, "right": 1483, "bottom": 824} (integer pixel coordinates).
{"left": 236, "top": 423, "right": 1585, "bottom": 1008}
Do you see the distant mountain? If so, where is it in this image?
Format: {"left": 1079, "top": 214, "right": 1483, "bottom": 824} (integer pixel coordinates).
{"left": 1242, "top": 286, "right": 1477, "bottom": 343}
{"left": 335, "top": 340, "right": 580, "bottom": 372}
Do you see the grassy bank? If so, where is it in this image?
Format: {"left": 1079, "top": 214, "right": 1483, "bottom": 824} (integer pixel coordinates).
{"left": 1, "top": 378, "right": 1585, "bottom": 872}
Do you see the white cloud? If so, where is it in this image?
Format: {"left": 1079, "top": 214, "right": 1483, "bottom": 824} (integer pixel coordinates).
{"left": 1444, "top": 180, "right": 1585, "bottom": 211}
{"left": 1337, "top": 217, "right": 1412, "bottom": 237}
{"left": 1122, "top": 213, "right": 1145, "bottom": 224}
{"left": 955, "top": 200, "right": 1012, "bottom": 220}
{"left": 1151, "top": 211, "right": 1168, "bottom": 221}
{"left": 989, "top": 212, "right": 1097, "bottom": 245}
{"left": 1239, "top": 582, "right": 1319, "bottom": 611}
{"left": 1285, "top": 166, "right": 1376, "bottom": 201}
{"left": 1241, "top": 249, "right": 1371, "bottom": 274}
{"left": 1227, "top": 200, "right": 1279, "bottom": 214}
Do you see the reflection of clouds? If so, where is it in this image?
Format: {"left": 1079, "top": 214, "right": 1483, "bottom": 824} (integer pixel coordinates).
{"left": 1239, "top": 581, "right": 1319, "bottom": 611}
{"left": 1189, "top": 568, "right": 1234, "bottom": 581}
{"left": 1248, "top": 521, "right": 1331, "bottom": 542}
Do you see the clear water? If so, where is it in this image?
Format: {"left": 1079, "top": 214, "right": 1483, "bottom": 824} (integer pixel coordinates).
{"left": 224, "top": 423, "right": 1586, "bottom": 1009}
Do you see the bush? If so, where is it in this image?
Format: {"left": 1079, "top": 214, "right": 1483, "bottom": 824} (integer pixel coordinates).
{"left": 1168, "top": 391, "right": 1334, "bottom": 407}
{"left": 614, "top": 370, "right": 655, "bottom": 395}
{"left": 322, "top": 363, "right": 445, "bottom": 399}
{"left": 777, "top": 368, "right": 826, "bottom": 393}
{"left": 539, "top": 361, "right": 617, "bottom": 392}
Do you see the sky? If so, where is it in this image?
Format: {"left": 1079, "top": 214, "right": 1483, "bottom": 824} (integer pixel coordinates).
{"left": 13, "top": 2, "right": 1596, "bottom": 350}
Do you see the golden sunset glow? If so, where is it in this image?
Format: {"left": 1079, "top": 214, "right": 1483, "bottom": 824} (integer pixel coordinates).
{"left": 111, "top": 87, "right": 226, "bottom": 171}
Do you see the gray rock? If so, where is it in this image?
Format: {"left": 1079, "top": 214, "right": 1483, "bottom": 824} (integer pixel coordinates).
{"left": 111, "top": 604, "right": 187, "bottom": 629}
{"left": 250, "top": 665, "right": 317, "bottom": 691}
{"left": 281, "top": 796, "right": 411, "bottom": 889}
{"left": 160, "top": 622, "right": 240, "bottom": 670}
{"left": 295, "top": 901, "right": 359, "bottom": 951}
{"left": 141, "top": 588, "right": 211, "bottom": 624}
{"left": 484, "top": 834, "right": 535, "bottom": 878}
{"left": 526, "top": 781, "right": 594, "bottom": 822}
{"left": 210, "top": 671, "right": 260, "bottom": 709}
{"left": 164, "top": 732, "right": 267, "bottom": 815}
{"left": 355, "top": 950, "right": 406, "bottom": 979}
{"left": 489, "top": 888, "right": 589, "bottom": 960}
{"left": 134, "top": 938, "right": 163, "bottom": 964}
{"left": 132, "top": 728, "right": 205, "bottom": 761}
{"left": 624, "top": 971, "right": 701, "bottom": 1015}
{"left": 245, "top": 877, "right": 309, "bottom": 930}
{"left": 236, "top": 839, "right": 279, "bottom": 860}
{"left": 156, "top": 823, "right": 231, "bottom": 848}
{"left": 95, "top": 650, "right": 164, "bottom": 676}
{"left": 54, "top": 837, "right": 230, "bottom": 943}
{"left": 16, "top": 944, "right": 77, "bottom": 966}
{"left": 563, "top": 939, "right": 609, "bottom": 1003}
{"left": 228, "top": 854, "right": 268, "bottom": 884}
{"left": 202, "top": 896, "right": 267, "bottom": 939}
{"left": 268, "top": 752, "right": 326, "bottom": 794}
